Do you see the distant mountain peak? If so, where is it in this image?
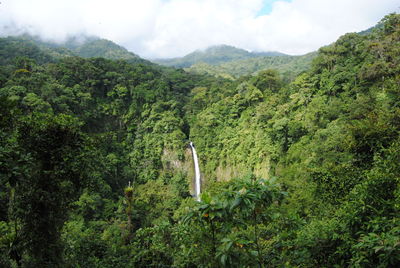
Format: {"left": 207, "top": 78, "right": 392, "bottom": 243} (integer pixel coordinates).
{"left": 202, "top": 44, "right": 248, "bottom": 51}
{"left": 72, "top": 38, "right": 141, "bottom": 60}
{"left": 153, "top": 44, "right": 287, "bottom": 68}
{"left": 3, "top": 33, "right": 143, "bottom": 62}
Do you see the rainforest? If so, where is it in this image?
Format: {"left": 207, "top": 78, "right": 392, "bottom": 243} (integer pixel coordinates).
{"left": 0, "top": 13, "right": 399, "bottom": 268}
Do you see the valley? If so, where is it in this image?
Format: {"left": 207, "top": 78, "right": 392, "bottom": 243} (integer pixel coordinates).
{"left": 0, "top": 13, "right": 399, "bottom": 268}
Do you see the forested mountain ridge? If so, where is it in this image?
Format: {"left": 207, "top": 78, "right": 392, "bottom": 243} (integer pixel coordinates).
{"left": 0, "top": 13, "right": 399, "bottom": 267}
{"left": 0, "top": 34, "right": 144, "bottom": 63}
{"left": 186, "top": 51, "right": 317, "bottom": 80}
{"left": 156, "top": 24, "right": 384, "bottom": 79}
{"left": 154, "top": 44, "right": 315, "bottom": 80}
{"left": 187, "top": 13, "right": 400, "bottom": 266}
{"left": 62, "top": 37, "right": 142, "bottom": 61}
{"left": 153, "top": 44, "right": 287, "bottom": 68}
{"left": 0, "top": 36, "right": 58, "bottom": 65}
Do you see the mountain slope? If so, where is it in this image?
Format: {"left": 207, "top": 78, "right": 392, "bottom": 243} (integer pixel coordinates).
{"left": 0, "top": 12, "right": 399, "bottom": 268}
{"left": 186, "top": 52, "right": 317, "bottom": 80}
{"left": 71, "top": 38, "right": 141, "bottom": 61}
{"left": 5, "top": 34, "right": 144, "bottom": 62}
{"left": 0, "top": 36, "right": 56, "bottom": 65}
{"left": 154, "top": 44, "right": 286, "bottom": 68}
{"left": 187, "top": 13, "right": 400, "bottom": 266}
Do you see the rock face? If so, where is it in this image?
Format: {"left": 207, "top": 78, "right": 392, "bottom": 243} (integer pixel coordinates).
{"left": 215, "top": 160, "right": 270, "bottom": 182}
{"left": 161, "top": 147, "right": 197, "bottom": 196}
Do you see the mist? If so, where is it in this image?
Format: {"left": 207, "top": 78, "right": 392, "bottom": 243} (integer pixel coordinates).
{"left": 0, "top": 0, "right": 398, "bottom": 58}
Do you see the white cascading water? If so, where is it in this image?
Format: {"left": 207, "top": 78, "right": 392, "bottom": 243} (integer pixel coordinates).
{"left": 189, "top": 142, "right": 201, "bottom": 201}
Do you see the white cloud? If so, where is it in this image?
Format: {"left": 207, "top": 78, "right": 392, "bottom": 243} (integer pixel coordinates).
{"left": 0, "top": 0, "right": 398, "bottom": 58}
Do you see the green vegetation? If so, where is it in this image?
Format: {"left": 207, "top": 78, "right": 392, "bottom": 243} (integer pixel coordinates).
{"left": 0, "top": 13, "right": 399, "bottom": 267}
{"left": 71, "top": 38, "right": 142, "bottom": 61}
{"left": 186, "top": 52, "right": 317, "bottom": 81}
{"left": 3, "top": 34, "right": 144, "bottom": 62}
{"left": 188, "top": 13, "right": 400, "bottom": 267}
{"left": 154, "top": 44, "right": 287, "bottom": 68}
{"left": 154, "top": 44, "right": 315, "bottom": 81}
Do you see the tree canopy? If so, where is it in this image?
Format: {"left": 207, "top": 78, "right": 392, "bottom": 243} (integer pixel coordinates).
{"left": 0, "top": 13, "right": 399, "bottom": 268}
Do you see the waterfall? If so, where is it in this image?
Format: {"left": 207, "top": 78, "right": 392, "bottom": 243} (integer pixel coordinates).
{"left": 189, "top": 142, "right": 201, "bottom": 201}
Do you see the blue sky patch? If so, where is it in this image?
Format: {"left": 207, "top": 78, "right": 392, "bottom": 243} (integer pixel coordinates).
{"left": 257, "top": 0, "right": 292, "bottom": 16}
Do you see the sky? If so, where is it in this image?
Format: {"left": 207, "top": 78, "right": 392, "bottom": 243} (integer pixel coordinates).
{"left": 0, "top": 0, "right": 398, "bottom": 59}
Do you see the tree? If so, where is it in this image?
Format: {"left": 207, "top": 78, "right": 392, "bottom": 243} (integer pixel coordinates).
{"left": 9, "top": 113, "right": 89, "bottom": 267}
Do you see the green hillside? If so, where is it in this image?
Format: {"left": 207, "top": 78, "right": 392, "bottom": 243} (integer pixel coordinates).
{"left": 0, "top": 13, "right": 399, "bottom": 268}
{"left": 4, "top": 34, "right": 144, "bottom": 62}
{"left": 154, "top": 44, "right": 286, "bottom": 68}
{"left": 187, "top": 14, "right": 400, "bottom": 266}
{"left": 154, "top": 44, "right": 314, "bottom": 80}
{"left": 186, "top": 52, "right": 317, "bottom": 80}
{"left": 0, "top": 36, "right": 57, "bottom": 65}
{"left": 72, "top": 38, "right": 141, "bottom": 61}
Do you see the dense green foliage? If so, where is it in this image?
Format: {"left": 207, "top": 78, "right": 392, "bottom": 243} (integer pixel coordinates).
{"left": 186, "top": 52, "right": 317, "bottom": 81}
{"left": 154, "top": 44, "right": 287, "bottom": 68}
{"left": 70, "top": 38, "right": 142, "bottom": 61}
{"left": 0, "top": 37, "right": 56, "bottom": 66}
{"left": 188, "top": 13, "right": 400, "bottom": 267}
{"left": 0, "top": 13, "right": 399, "bottom": 267}
{"left": 154, "top": 44, "right": 315, "bottom": 81}
{"left": 0, "top": 43, "right": 211, "bottom": 266}
{"left": 3, "top": 34, "right": 144, "bottom": 62}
